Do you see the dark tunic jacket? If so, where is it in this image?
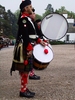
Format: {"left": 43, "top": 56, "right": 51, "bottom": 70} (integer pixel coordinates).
{"left": 17, "top": 15, "right": 36, "bottom": 50}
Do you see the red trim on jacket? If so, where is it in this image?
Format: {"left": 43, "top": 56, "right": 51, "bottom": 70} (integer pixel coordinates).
{"left": 26, "top": 43, "right": 33, "bottom": 51}
{"left": 43, "top": 39, "right": 47, "bottom": 42}
{"left": 36, "top": 38, "right": 41, "bottom": 44}
{"left": 21, "top": 13, "right": 30, "bottom": 18}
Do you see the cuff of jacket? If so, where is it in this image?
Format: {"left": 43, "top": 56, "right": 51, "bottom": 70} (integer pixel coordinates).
{"left": 43, "top": 39, "right": 47, "bottom": 42}
{"left": 36, "top": 38, "right": 41, "bottom": 44}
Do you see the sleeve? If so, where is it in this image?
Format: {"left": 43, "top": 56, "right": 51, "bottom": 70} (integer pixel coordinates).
{"left": 36, "top": 38, "right": 41, "bottom": 44}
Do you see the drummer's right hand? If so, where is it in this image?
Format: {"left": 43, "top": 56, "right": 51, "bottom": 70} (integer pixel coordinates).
{"left": 40, "top": 40, "right": 46, "bottom": 47}
{"left": 27, "top": 50, "right": 33, "bottom": 57}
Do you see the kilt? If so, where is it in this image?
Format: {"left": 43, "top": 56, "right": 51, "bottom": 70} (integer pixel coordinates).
{"left": 11, "top": 43, "right": 33, "bottom": 73}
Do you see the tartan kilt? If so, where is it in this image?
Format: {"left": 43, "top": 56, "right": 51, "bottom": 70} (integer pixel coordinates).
{"left": 11, "top": 43, "right": 33, "bottom": 72}
{"left": 11, "top": 61, "right": 32, "bottom": 72}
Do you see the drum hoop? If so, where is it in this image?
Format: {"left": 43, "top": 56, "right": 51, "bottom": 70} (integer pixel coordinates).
{"left": 41, "top": 12, "right": 69, "bottom": 40}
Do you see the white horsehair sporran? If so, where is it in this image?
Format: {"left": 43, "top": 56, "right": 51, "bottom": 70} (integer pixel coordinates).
{"left": 13, "top": 37, "right": 24, "bottom": 63}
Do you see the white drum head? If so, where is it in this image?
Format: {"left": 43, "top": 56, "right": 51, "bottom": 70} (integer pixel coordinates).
{"left": 41, "top": 13, "right": 68, "bottom": 40}
{"left": 33, "top": 44, "right": 53, "bottom": 63}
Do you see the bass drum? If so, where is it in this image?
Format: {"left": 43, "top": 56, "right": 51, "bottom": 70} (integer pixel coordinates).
{"left": 41, "top": 13, "right": 68, "bottom": 40}
{"left": 33, "top": 44, "right": 53, "bottom": 70}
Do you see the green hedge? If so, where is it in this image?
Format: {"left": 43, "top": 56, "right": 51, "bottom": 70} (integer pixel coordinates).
{"left": 50, "top": 40, "right": 65, "bottom": 45}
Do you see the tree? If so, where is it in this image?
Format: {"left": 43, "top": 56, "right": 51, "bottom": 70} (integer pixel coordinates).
{"left": 0, "top": 5, "right": 13, "bottom": 38}
{"left": 45, "top": 4, "right": 54, "bottom": 13}
{"left": 14, "top": 9, "right": 20, "bottom": 20}
{"left": 35, "top": 14, "right": 42, "bottom": 20}
{"left": 7, "top": 10, "right": 18, "bottom": 38}
{"left": 42, "top": 4, "right": 54, "bottom": 18}
{"left": 55, "top": 6, "right": 75, "bottom": 19}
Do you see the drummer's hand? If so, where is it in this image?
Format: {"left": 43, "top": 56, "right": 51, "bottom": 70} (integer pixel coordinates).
{"left": 46, "top": 40, "right": 49, "bottom": 44}
{"left": 40, "top": 40, "right": 46, "bottom": 46}
{"left": 27, "top": 50, "right": 33, "bottom": 57}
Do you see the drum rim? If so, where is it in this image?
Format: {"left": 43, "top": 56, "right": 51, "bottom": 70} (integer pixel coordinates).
{"left": 41, "top": 12, "right": 69, "bottom": 41}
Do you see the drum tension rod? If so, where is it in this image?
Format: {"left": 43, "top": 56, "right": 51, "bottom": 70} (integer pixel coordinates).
{"left": 46, "top": 15, "right": 53, "bottom": 19}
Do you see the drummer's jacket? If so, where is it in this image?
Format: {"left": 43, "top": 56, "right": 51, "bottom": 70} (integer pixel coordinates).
{"left": 16, "top": 13, "right": 41, "bottom": 52}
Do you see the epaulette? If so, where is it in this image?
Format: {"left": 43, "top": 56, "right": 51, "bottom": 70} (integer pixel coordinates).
{"left": 21, "top": 15, "right": 27, "bottom": 18}
{"left": 21, "top": 13, "right": 30, "bottom": 18}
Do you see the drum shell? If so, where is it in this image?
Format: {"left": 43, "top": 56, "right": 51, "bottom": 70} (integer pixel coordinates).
{"left": 33, "top": 57, "right": 49, "bottom": 70}
{"left": 33, "top": 44, "right": 53, "bottom": 70}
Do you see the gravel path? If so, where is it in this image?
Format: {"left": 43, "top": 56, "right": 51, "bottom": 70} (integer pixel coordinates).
{"left": 0, "top": 45, "right": 75, "bottom": 100}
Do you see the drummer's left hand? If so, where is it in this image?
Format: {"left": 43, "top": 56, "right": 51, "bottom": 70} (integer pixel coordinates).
{"left": 40, "top": 40, "right": 46, "bottom": 46}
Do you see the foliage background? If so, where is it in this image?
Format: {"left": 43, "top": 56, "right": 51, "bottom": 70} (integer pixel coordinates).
{"left": 0, "top": 4, "right": 75, "bottom": 39}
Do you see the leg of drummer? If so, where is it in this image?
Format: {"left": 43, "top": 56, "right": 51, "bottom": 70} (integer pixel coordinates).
{"left": 19, "top": 72, "right": 35, "bottom": 98}
{"left": 29, "top": 55, "right": 40, "bottom": 80}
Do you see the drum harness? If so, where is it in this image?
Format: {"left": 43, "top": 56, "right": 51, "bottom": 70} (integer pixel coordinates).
{"left": 27, "top": 17, "right": 39, "bottom": 46}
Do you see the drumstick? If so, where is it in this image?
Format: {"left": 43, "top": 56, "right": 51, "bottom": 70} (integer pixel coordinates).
{"left": 45, "top": 43, "right": 53, "bottom": 50}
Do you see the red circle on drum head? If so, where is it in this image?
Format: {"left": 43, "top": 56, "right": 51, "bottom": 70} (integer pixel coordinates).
{"left": 44, "top": 49, "right": 48, "bottom": 54}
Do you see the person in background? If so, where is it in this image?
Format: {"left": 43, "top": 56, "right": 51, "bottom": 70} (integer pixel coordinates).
{"left": 28, "top": 8, "right": 43, "bottom": 80}
{"left": 30, "top": 8, "right": 49, "bottom": 44}
{"left": 29, "top": 8, "right": 50, "bottom": 80}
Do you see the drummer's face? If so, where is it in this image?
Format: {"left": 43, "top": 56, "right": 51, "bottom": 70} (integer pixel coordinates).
{"left": 30, "top": 12, "right": 36, "bottom": 20}
{"left": 24, "top": 4, "right": 33, "bottom": 14}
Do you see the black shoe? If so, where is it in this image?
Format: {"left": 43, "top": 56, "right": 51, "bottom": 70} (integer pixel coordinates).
{"left": 29, "top": 74, "right": 40, "bottom": 80}
{"left": 26, "top": 88, "right": 35, "bottom": 95}
{"left": 20, "top": 90, "right": 35, "bottom": 98}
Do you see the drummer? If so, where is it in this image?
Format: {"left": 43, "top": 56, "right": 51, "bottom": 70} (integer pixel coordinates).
{"left": 30, "top": 8, "right": 49, "bottom": 43}
{"left": 29, "top": 8, "right": 50, "bottom": 80}
{"left": 29, "top": 8, "right": 45, "bottom": 80}
{"left": 30, "top": 8, "right": 43, "bottom": 39}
